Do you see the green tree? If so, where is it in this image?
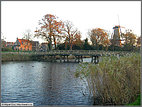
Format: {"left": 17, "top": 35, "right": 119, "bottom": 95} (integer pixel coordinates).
{"left": 83, "top": 38, "right": 92, "bottom": 50}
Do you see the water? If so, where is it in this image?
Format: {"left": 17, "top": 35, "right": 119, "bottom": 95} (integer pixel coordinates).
{"left": 1, "top": 60, "right": 94, "bottom": 106}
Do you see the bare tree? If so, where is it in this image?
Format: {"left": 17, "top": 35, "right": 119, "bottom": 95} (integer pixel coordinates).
{"left": 22, "top": 29, "right": 33, "bottom": 41}
{"left": 63, "top": 20, "right": 78, "bottom": 50}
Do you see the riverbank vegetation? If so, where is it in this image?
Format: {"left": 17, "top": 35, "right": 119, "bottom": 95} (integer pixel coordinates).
{"left": 1, "top": 53, "right": 33, "bottom": 62}
{"left": 75, "top": 53, "right": 140, "bottom": 105}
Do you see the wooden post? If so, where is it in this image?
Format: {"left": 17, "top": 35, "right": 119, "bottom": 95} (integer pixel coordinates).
{"left": 96, "top": 56, "right": 99, "bottom": 64}
{"left": 94, "top": 56, "right": 97, "bottom": 64}
{"left": 60, "top": 55, "right": 62, "bottom": 62}
{"left": 81, "top": 55, "right": 83, "bottom": 62}
{"left": 67, "top": 55, "right": 69, "bottom": 62}
{"left": 78, "top": 56, "right": 80, "bottom": 63}
{"left": 75, "top": 56, "right": 77, "bottom": 62}
{"left": 63, "top": 55, "right": 65, "bottom": 62}
{"left": 91, "top": 56, "right": 93, "bottom": 63}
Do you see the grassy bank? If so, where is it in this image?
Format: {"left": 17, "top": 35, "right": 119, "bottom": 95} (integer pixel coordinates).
{"left": 1, "top": 53, "right": 91, "bottom": 62}
{"left": 75, "top": 53, "right": 141, "bottom": 105}
{"left": 2, "top": 53, "right": 33, "bottom": 62}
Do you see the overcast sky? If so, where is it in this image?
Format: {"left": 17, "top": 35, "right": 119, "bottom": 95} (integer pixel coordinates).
{"left": 1, "top": 1, "right": 141, "bottom": 43}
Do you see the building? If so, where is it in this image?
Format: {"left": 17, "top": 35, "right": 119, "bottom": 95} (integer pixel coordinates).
{"left": 14, "top": 38, "right": 32, "bottom": 51}
{"left": 112, "top": 25, "right": 122, "bottom": 46}
{"left": 31, "top": 41, "right": 39, "bottom": 51}
{"left": 6, "top": 42, "right": 15, "bottom": 49}
{"left": 40, "top": 43, "right": 49, "bottom": 52}
{"left": 1, "top": 39, "right": 6, "bottom": 48}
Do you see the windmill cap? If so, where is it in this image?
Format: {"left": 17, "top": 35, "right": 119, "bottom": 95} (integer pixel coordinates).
{"left": 113, "top": 25, "right": 120, "bottom": 29}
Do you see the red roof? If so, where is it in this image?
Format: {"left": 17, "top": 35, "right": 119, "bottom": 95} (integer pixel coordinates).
{"left": 6, "top": 42, "right": 15, "bottom": 45}
{"left": 18, "top": 39, "right": 31, "bottom": 45}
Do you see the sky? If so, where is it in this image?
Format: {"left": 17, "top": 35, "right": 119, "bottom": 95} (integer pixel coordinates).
{"left": 1, "top": 1, "right": 141, "bottom": 43}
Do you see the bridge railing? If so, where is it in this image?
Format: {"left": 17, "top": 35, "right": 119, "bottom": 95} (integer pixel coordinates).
{"left": 1, "top": 50, "right": 135, "bottom": 56}
{"left": 48, "top": 50, "right": 100, "bottom": 55}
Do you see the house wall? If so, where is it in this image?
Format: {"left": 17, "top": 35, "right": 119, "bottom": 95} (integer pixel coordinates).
{"left": 19, "top": 42, "right": 32, "bottom": 51}
{"left": 14, "top": 39, "right": 32, "bottom": 51}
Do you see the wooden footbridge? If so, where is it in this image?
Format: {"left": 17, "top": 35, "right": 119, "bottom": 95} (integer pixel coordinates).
{"left": 31, "top": 50, "right": 132, "bottom": 63}
{"left": 2, "top": 50, "right": 133, "bottom": 63}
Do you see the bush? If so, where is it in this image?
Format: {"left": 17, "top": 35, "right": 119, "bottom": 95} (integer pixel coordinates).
{"left": 75, "top": 53, "right": 140, "bottom": 105}
{"left": 2, "top": 47, "right": 13, "bottom": 51}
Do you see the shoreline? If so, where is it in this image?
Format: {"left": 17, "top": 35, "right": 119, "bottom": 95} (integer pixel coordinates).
{"left": 2, "top": 53, "right": 91, "bottom": 62}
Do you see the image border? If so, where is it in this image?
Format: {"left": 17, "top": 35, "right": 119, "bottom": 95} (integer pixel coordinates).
{"left": 0, "top": 0, "right": 141, "bottom": 107}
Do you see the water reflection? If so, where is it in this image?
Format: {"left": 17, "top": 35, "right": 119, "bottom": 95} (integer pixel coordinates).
{"left": 1, "top": 61, "right": 93, "bottom": 106}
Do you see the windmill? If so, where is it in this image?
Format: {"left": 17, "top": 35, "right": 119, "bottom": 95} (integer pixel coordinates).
{"left": 112, "top": 15, "right": 125, "bottom": 46}
{"left": 117, "top": 15, "right": 125, "bottom": 39}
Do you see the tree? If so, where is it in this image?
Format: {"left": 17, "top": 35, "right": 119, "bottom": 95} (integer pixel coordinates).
{"left": 88, "top": 28, "right": 110, "bottom": 50}
{"left": 121, "top": 29, "right": 137, "bottom": 51}
{"left": 83, "top": 38, "right": 93, "bottom": 50}
{"left": 35, "top": 14, "right": 64, "bottom": 50}
{"left": 63, "top": 20, "right": 78, "bottom": 50}
{"left": 72, "top": 32, "right": 84, "bottom": 50}
{"left": 22, "top": 29, "right": 33, "bottom": 40}
{"left": 136, "top": 36, "right": 141, "bottom": 47}
{"left": 123, "top": 29, "right": 136, "bottom": 46}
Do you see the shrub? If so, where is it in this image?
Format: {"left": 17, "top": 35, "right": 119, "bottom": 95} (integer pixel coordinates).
{"left": 75, "top": 53, "right": 140, "bottom": 105}
{"left": 2, "top": 47, "right": 13, "bottom": 51}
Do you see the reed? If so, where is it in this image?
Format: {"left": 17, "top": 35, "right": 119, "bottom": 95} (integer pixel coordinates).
{"left": 75, "top": 53, "right": 141, "bottom": 105}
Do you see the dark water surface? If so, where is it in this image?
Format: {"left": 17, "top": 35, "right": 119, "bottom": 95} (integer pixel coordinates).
{"left": 1, "top": 61, "right": 93, "bottom": 106}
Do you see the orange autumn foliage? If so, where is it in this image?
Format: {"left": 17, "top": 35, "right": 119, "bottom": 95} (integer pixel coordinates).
{"left": 89, "top": 28, "right": 110, "bottom": 47}
{"left": 35, "top": 14, "right": 64, "bottom": 50}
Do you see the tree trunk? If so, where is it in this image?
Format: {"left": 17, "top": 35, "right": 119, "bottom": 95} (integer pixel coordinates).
{"left": 70, "top": 39, "right": 73, "bottom": 50}
{"left": 53, "top": 36, "right": 56, "bottom": 50}
{"left": 49, "top": 35, "right": 52, "bottom": 51}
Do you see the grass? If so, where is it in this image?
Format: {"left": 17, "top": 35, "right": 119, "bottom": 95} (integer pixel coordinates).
{"left": 2, "top": 53, "right": 33, "bottom": 62}
{"left": 127, "top": 95, "right": 141, "bottom": 106}
{"left": 75, "top": 53, "right": 141, "bottom": 105}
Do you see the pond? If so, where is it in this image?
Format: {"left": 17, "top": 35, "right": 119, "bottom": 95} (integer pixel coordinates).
{"left": 1, "top": 60, "right": 94, "bottom": 106}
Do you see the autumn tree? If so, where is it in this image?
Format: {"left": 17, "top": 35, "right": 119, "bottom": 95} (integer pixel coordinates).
{"left": 72, "top": 31, "right": 84, "bottom": 49}
{"left": 63, "top": 20, "right": 78, "bottom": 50}
{"left": 35, "top": 14, "right": 64, "bottom": 50}
{"left": 73, "top": 31, "right": 82, "bottom": 45}
{"left": 136, "top": 36, "right": 141, "bottom": 47}
{"left": 88, "top": 28, "right": 110, "bottom": 50}
{"left": 123, "top": 29, "right": 136, "bottom": 46}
